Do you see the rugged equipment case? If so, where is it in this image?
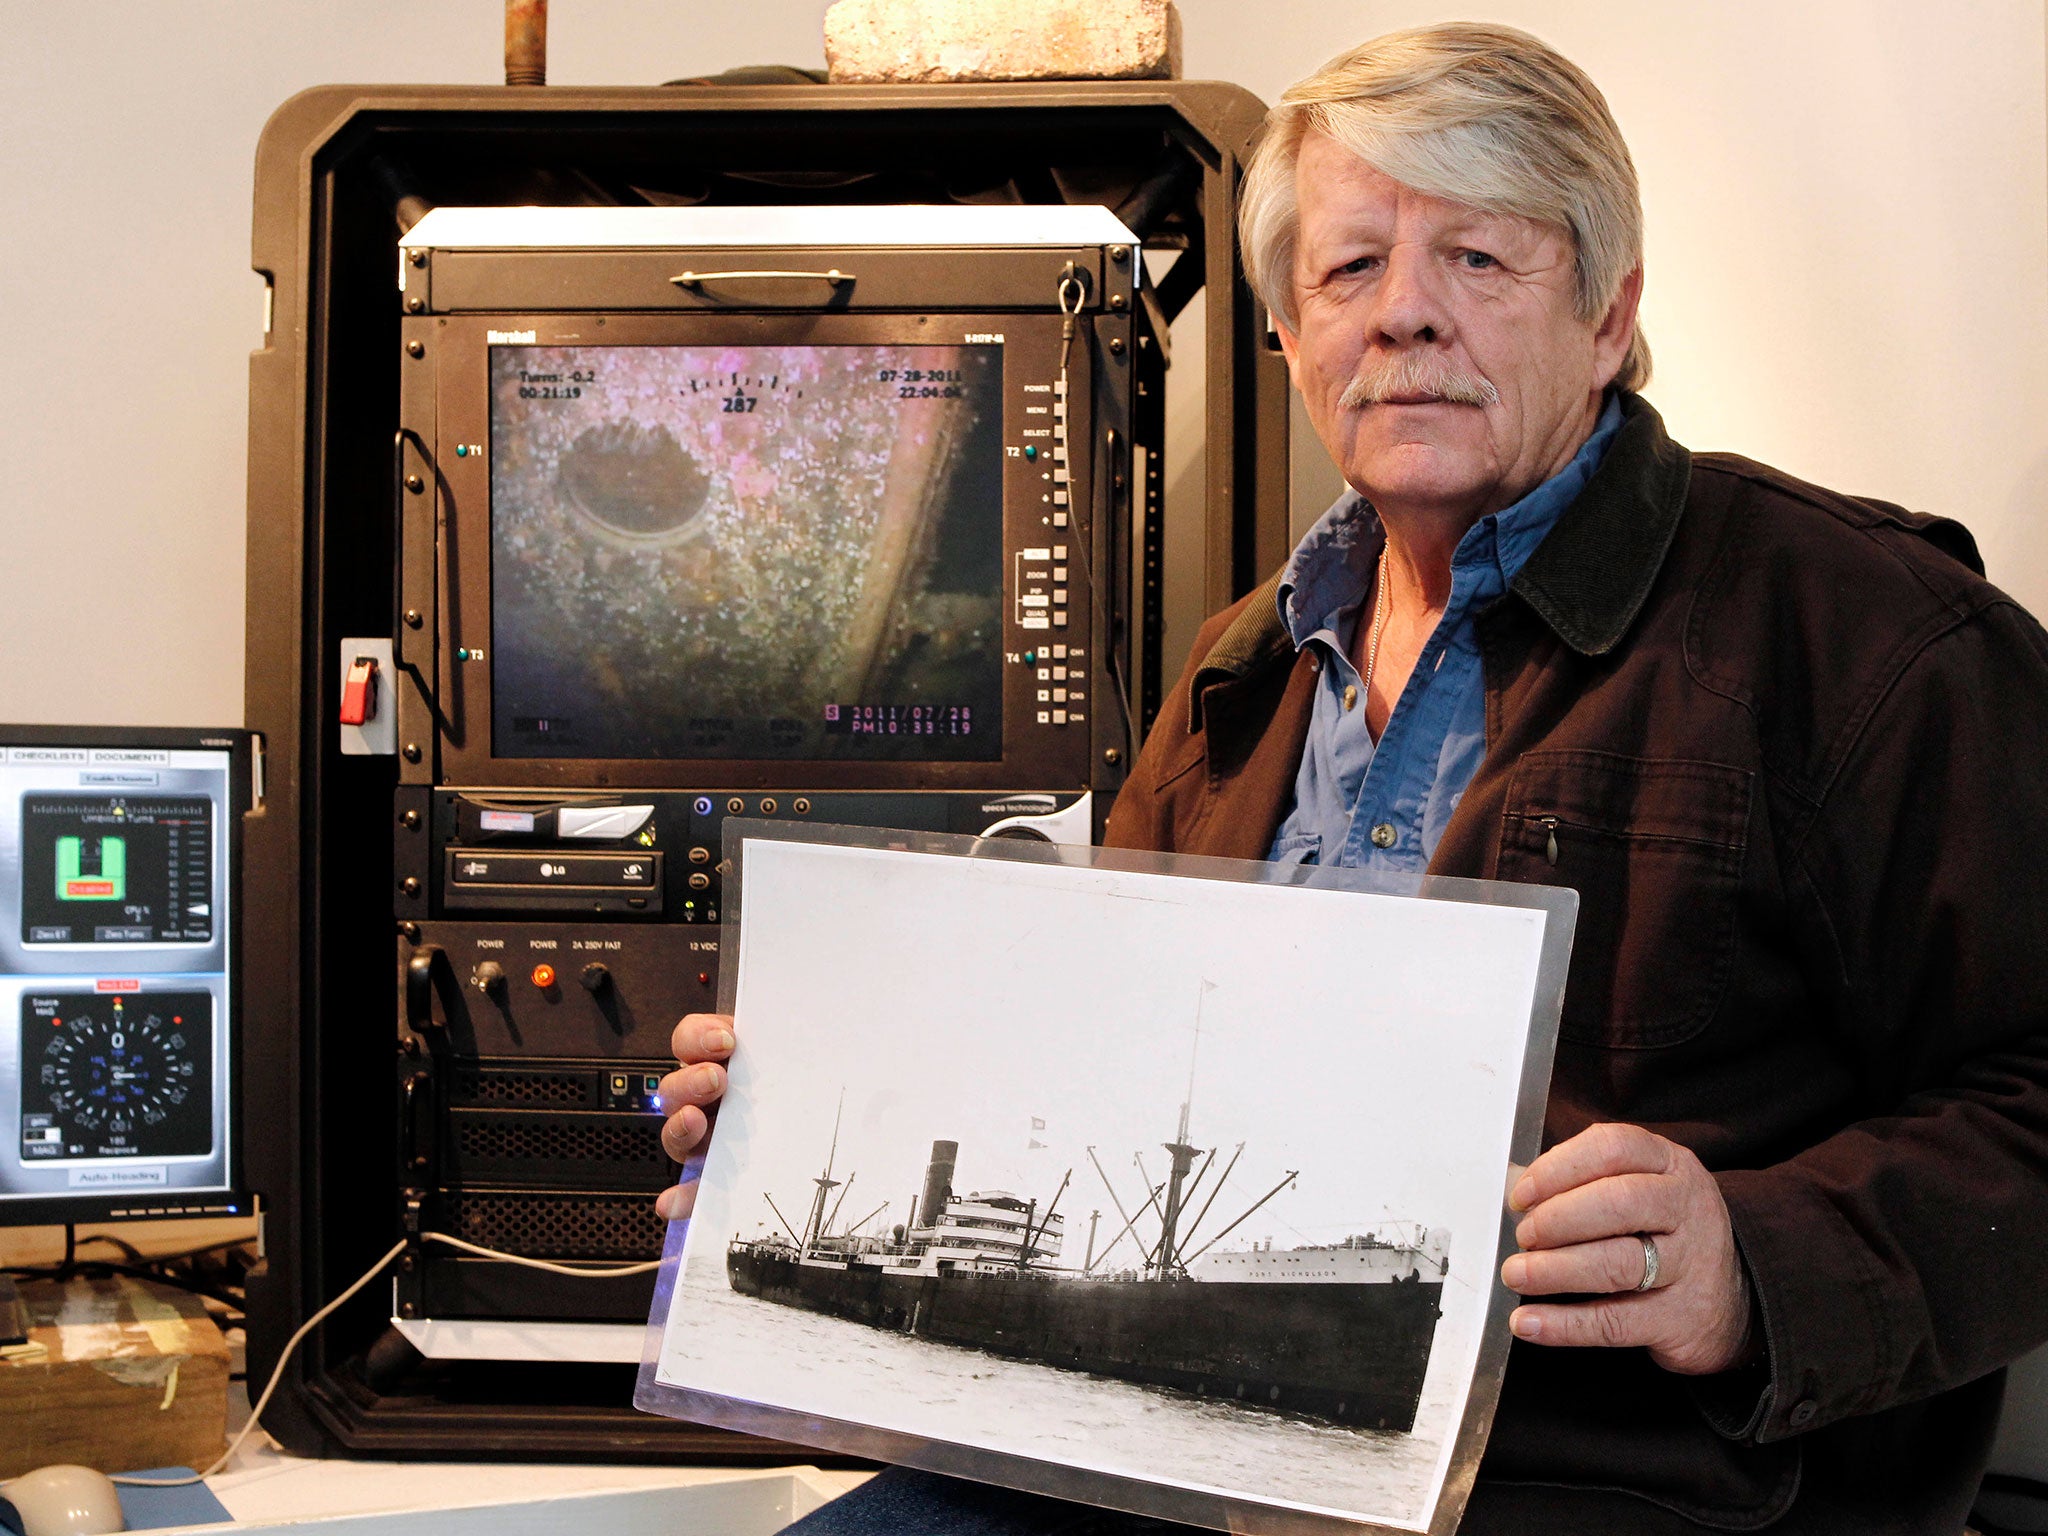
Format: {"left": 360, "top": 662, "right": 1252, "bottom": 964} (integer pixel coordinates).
{"left": 242, "top": 77, "right": 1288, "bottom": 1461}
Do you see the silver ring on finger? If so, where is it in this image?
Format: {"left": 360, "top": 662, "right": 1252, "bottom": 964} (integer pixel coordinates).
{"left": 1633, "top": 1233, "right": 1660, "bottom": 1293}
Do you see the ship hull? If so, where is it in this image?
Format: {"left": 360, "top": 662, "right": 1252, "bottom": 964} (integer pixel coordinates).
{"left": 726, "top": 1246, "right": 1440, "bottom": 1432}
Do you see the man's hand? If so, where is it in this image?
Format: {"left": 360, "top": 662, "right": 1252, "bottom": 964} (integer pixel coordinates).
{"left": 655, "top": 1012, "right": 735, "bottom": 1220}
{"left": 1501, "top": 1122, "right": 1753, "bottom": 1376}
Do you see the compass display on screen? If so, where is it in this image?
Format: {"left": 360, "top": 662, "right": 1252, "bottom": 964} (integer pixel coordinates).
{"left": 19, "top": 992, "right": 213, "bottom": 1161}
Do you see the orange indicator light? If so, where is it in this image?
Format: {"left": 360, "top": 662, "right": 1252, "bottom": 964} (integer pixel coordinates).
{"left": 531, "top": 964, "right": 556, "bottom": 988}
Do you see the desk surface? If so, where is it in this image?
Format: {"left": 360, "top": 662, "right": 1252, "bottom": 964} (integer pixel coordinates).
{"left": 206, "top": 1442, "right": 869, "bottom": 1527}
{"left": 149, "top": 1382, "right": 873, "bottom": 1530}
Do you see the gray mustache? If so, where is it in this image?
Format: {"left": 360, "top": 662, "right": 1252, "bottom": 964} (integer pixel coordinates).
{"left": 1339, "top": 353, "right": 1500, "bottom": 409}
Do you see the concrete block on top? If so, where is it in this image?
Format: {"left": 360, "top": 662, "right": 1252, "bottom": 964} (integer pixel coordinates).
{"left": 824, "top": 0, "right": 1182, "bottom": 83}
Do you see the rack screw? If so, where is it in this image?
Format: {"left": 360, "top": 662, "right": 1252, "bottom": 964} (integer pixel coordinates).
{"left": 1109, "top": 294, "right": 1127, "bottom": 311}
{"left": 1104, "top": 747, "right": 1122, "bottom": 765}
{"left": 1108, "top": 338, "right": 1126, "bottom": 356}
{"left": 406, "top": 296, "right": 425, "bottom": 313}
{"left": 402, "top": 809, "right": 421, "bottom": 830}
{"left": 409, "top": 249, "right": 427, "bottom": 268}
{"left": 401, "top": 876, "right": 421, "bottom": 897}
{"left": 406, "top": 340, "right": 425, "bottom": 358}
{"left": 402, "top": 743, "right": 422, "bottom": 763}
{"left": 401, "top": 921, "right": 421, "bottom": 941}
{"left": 404, "top": 609, "right": 423, "bottom": 628}
{"left": 405, "top": 473, "right": 424, "bottom": 494}
{"left": 1110, "top": 246, "right": 1129, "bottom": 264}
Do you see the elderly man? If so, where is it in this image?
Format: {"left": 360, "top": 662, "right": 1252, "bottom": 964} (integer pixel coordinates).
{"left": 658, "top": 23, "right": 2048, "bottom": 1534}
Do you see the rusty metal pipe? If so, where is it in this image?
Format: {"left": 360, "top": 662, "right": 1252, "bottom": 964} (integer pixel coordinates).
{"left": 505, "top": 0, "right": 548, "bottom": 87}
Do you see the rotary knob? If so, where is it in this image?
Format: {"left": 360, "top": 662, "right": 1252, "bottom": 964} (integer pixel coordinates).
{"left": 471, "top": 961, "right": 506, "bottom": 998}
{"left": 579, "top": 962, "right": 612, "bottom": 994}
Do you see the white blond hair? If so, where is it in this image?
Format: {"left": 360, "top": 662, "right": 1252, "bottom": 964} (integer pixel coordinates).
{"left": 1240, "top": 22, "right": 1650, "bottom": 391}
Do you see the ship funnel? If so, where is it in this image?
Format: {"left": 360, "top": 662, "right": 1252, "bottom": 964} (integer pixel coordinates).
{"left": 919, "top": 1140, "right": 958, "bottom": 1227}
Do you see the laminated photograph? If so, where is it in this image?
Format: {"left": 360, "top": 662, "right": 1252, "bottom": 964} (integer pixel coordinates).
{"left": 637, "top": 823, "right": 1573, "bottom": 1535}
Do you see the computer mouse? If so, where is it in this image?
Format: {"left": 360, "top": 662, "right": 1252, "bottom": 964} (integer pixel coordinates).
{"left": 0, "top": 1466, "right": 126, "bottom": 1536}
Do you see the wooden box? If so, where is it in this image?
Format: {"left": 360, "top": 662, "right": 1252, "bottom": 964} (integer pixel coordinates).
{"left": 0, "top": 1275, "right": 229, "bottom": 1477}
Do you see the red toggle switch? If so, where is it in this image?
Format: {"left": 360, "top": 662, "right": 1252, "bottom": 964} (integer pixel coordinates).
{"left": 340, "top": 656, "right": 379, "bottom": 727}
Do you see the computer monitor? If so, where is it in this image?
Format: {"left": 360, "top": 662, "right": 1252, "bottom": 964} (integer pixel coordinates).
{"left": 0, "top": 725, "right": 251, "bottom": 1225}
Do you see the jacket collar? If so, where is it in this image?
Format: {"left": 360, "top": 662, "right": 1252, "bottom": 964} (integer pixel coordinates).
{"left": 1507, "top": 391, "right": 1692, "bottom": 657}
{"left": 1185, "top": 392, "right": 1691, "bottom": 734}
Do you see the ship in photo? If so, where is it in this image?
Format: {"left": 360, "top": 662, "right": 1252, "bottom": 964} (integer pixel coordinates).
{"left": 727, "top": 1089, "right": 1449, "bottom": 1432}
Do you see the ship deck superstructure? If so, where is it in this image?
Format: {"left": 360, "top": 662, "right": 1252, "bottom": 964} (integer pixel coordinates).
{"left": 726, "top": 1108, "right": 1447, "bottom": 1431}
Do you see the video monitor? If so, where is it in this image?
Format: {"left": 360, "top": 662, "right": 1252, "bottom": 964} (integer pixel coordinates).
{"left": 0, "top": 728, "right": 249, "bottom": 1224}
{"left": 489, "top": 342, "right": 1005, "bottom": 763}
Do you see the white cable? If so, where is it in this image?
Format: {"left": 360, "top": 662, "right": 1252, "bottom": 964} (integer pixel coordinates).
{"left": 421, "top": 1230, "right": 661, "bottom": 1277}
{"left": 110, "top": 1231, "right": 660, "bottom": 1488}
{"left": 111, "top": 1239, "right": 407, "bottom": 1488}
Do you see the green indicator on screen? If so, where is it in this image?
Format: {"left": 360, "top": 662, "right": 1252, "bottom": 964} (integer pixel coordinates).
{"left": 55, "top": 836, "right": 126, "bottom": 902}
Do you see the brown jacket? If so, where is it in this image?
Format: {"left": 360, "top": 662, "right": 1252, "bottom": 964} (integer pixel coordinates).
{"left": 1105, "top": 394, "right": 2048, "bottom": 1533}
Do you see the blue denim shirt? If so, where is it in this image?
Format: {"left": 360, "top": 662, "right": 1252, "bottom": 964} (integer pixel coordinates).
{"left": 1266, "top": 394, "right": 1623, "bottom": 871}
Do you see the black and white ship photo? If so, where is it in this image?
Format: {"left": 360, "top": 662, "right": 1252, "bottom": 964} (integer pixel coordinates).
{"left": 648, "top": 838, "right": 1560, "bottom": 1534}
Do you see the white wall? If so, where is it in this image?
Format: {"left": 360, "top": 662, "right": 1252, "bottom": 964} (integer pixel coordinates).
{"left": 1247, "top": 2, "right": 2048, "bottom": 585}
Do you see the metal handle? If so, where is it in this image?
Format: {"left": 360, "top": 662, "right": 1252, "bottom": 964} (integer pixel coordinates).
{"left": 401, "top": 1070, "right": 434, "bottom": 1174}
{"left": 670, "top": 268, "right": 854, "bottom": 288}
{"left": 405, "top": 946, "right": 444, "bottom": 1035}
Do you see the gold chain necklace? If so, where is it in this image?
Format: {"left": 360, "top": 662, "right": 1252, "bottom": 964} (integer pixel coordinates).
{"left": 1360, "top": 545, "right": 1391, "bottom": 715}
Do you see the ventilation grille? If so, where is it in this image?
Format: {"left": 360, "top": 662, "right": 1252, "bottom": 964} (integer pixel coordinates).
{"left": 455, "top": 1116, "right": 666, "bottom": 1169}
{"left": 448, "top": 1191, "right": 665, "bottom": 1260}
{"left": 451, "top": 1069, "right": 593, "bottom": 1108}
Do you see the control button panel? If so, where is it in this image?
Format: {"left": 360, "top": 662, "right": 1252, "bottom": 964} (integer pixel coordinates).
{"left": 605, "top": 1071, "right": 666, "bottom": 1113}
{"left": 1009, "top": 644, "right": 1088, "bottom": 729}
{"left": 411, "top": 922, "right": 720, "bottom": 1059}
{"left": 1016, "top": 546, "right": 1054, "bottom": 630}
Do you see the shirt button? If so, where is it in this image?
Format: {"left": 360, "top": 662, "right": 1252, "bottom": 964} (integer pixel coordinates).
{"left": 1788, "top": 1399, "right": 1819, "bottom": 1427}
{"left": 1370, "top": 823, "right": 1397, "bottom": 849}
{"left": 1342, "top": 684, "right": 1358, "bottom": 712}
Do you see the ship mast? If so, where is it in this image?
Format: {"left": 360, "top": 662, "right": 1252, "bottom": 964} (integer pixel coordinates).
{"left": 800, "top": 1090, "right": 846, "bottom": 1256}
{"left": 1152, "top": 979, "right": 1214, "bottom": 1278}
{"left": 822, "top": 1172, "right": 857, "bottom": 1236}
{"left": 1015, "top": 1168, "right": 1071, "bottom": 1270}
